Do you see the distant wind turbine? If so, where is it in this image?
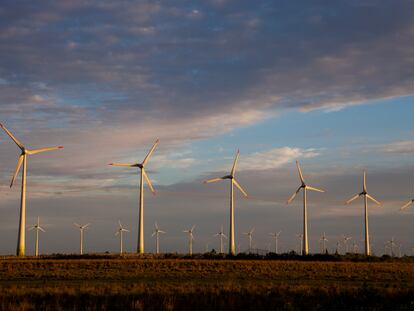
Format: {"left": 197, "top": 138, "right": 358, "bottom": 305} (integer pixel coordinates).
{"left": 320, "top": 232, "right": 328, "bottom": 254}
{"left": 346, "top": 171, "right": 381, "bottom": 256}
{"left": 243, "top": 228, "right": 255, "bottom": 253}
{"left": 342, "top": 235, "right": 352, "bottom": 253}
{"left": 152, "top": 222, "right": 165, "bottom": 254}
{"left": 74, "top": 223, "right": 90, "bottom": 255}
{"left": 204, "top": 150, "right": 248, "bottom": 255}
{"left": 287, "top": 161, "right": 324, "bottom": 255}
{"left": 214, "top": 225, "right": 227, "bottom": 254}
{"left": 296, "top": 234, "right": 303, "bottom": 255}
{"left": 385, "top": 237, "right": 397, "bottom": 257}
{"left": 115, "top": 221, "right": 129, "bottom": 255}
{"left": 269, "top": 231, "right": 281, "bottom": 254}
{"left": 183, "top": 225, "right": 195, "bottom": 256}
{"left": 109, "top": 139, "right": 159, "bottom": 254}
{"left": 0, "top": 123, "right": 63, "bottom": 256}
{"left": 28, "top": 216, "right": 45, "bottom": 257}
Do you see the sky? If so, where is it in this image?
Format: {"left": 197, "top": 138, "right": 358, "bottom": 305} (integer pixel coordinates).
{"left": 0, "top": 0, "right": 414, "bottom": 256}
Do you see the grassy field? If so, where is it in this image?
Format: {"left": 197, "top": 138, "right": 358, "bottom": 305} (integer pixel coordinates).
{"left": 0, "top": 255, "right": 413, "bottom": 310}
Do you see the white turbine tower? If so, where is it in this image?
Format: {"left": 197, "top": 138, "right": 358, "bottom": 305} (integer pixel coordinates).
{"left": 204, "top": 150, "right": 248, "bottom": 255}
{"left": 152, "top": 222, "right": 165, "bottom": 254}
{"left": 296, "top": 234, "right": 303, "bottom": 255}
{"left": 214, "top": 225, "right": 227, "bottom": 254}
{"left": 109, "top": 139, "right": 159, "bottom": 254}
{"left": 183, "top": 225, "right": 195, "bottom": 256}
{"left": 243, "top": 228, "right": 254, "bottom": 253}
{"left": 74, "top": 223, "right": 90, "bottom": 255}
{"left": 269, "top": 231, "right": 281, "bottom": 254}
{"left": 28, "top": 216, "right": 45, "bottom": 257}
{"left": 346, "top": 171, "right": 381, "bottom": 256}
{"left": 287, "top": 161, "right": 324, "bottom": 255}
{"left": 342, "top": 235, "right": 352, "bottom": 253}
{"left": 320, "top": 232, "right": 328, "bottom": 254}
{"left": 0, "top": 123, "right": 63, "bottom": 257}
{"left": 115, "top": 221, "right": 129, "bottom": 255}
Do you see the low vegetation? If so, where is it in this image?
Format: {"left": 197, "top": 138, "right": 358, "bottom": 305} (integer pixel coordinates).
{"left": 0, "top": 254, "right": 413, "bottom": 310}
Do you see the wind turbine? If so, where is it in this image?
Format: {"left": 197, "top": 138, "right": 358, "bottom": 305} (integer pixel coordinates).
{"left": 74, "top": 223, "right": 90, "bottom": 255}
{"left": 109, "top": 139, "right": 159, "bottom": 254}
{"left": 243, "top": 228, "right": 254, "bottom": 253}
{"left": 346, "top": 171, "right": 381, "bottom": 256}
{"left": 152, "top": 222, "right": 165, "bottom": 254}
{"left": 0, "top": 123, "right": 63, "bottom": 256}
{"left": 115, "top": 221, "right": 129, "bottom": 255}
{"left": 296, "top": 234, "right": 303, "bottom": 255}
{"left": 183, "top": 225, "right": 195, "bottom": 256}
{"left": 204, "top": 150, "right": 248, "bottom": 255}
{"left": 287, "top": 161, "right": 324, "bottom": 255}
{"left": 214, "top": 225, "right": 227, "bottom": 254}
{"left": 352, "top": 241, "right": 359, "bottom": 254}
{"left": 28, "top": 216, "right": 45, "bottom": 257}
{"left": 320, "top": 232, "right": 328, "bottom": 254}
{"left": 342, "top": 235, "right": 352, "bottom": 253}
{"left": 385, "top": 237, "right": 397, "bottom": 257}
{"left": 400, "top": 198, "right": 414, "bottom": 211}
{"left": 269, "top": 231, "right": 281, "bottom": 254}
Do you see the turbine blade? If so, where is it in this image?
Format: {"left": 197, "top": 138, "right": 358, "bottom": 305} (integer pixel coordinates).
{"left": 118, "top": 220, "right": 122, "bottom": 228}
{"left": 27, "top": 146, "right": 63, "bottom": 155}
{"left": 345, "top": 194, "right": 360, "bottom": 205}
{"left": 10, "top": 155, "right": 24, "bottom": 188}
{"left": 28, "top": 227, "right": 35, "bottom": 231}
{"left": 223, "top": 234, "right": 227, "bottom": 239}
{"left": 159, "top": 230, "right": 166, "bottom": 234}
{"left": 142, "top": 139, "right": 159, "bottom": 167}
{"left": 115, "top": 231, "right": 119, "bottom": 236}
{"left": 142, "top": 169, "right": 155, "bottom": 194}
{"left": 296, "top": 160, "right": 305, "bottom": 184}
{"left": 233, "top": 178, "right": 248, "bottom": 197}
{"left": 204, "top": 177, "right": 225, "bottom": 183}
{"left": 39, "top": 227, "right": 45, "bottom": 232}
{"left": 287, "top": 186, "right": 302, "bottom": 204}
{"left": 231, "top": 149, "right": 240, "bottom": 176}
{"left": 191, "top": 225, "right": 196, "bottom": 231}
{"left": 366, "top": 194, "right": 381, "bottom": 206}
{"left": 400, "top": 200, "right": 414, "bottom": 211}
{"left": 73, "top": 223, "right": 80, "bottom": 227}
{"left": 0, "top": 123, "right": 25, "bottom": 150}
{"left": 84, "top": 223, "right": 91, "bottom": 229}
{"left": 109, "top": 163, "right": 137, "bottom": 167}
{"left": 155, "top": 222, "right": 159, "bottom": 230}
{"left": 306, "top": 185, "right": 325, "bottom": 193}
{"left": 152, "top": 232, "right": 156, "bottom": 237}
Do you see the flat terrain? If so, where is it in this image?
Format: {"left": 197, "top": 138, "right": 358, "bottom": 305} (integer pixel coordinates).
{"left": 0, "top": 256, "right": 413, "bottom": 310}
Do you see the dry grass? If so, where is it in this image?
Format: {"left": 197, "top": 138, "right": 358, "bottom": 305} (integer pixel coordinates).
{"left": 0, "top": 257, "right": 413, "bottom": 310}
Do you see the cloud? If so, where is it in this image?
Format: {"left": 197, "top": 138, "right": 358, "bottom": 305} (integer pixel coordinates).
{"left": 378, "top": 141, "right": 414, "bottom": 155}
{"left": 240, "top": 147, "right": 320, "bottom": 171}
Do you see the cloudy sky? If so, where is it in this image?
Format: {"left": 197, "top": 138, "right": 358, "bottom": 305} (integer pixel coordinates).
{"left": 1, "top": 0, "right": 414, "bottom": 255}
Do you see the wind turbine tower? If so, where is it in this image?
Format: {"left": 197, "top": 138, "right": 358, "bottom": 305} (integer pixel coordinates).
{"left": 183, "top": 225, "right": 195, "bottom": 256}
{"left": 152, "top": 222, "right": 165, "bottom": 254}
{"left": 109, "top": 139, "right": 159, "bottom": 254}
{"left": 115, "top": 221, "right": 129, "bottom": 254}
{"left": 243, "top": 228, "right": 254, "bottom": 253}
{"left": 269, "top": 231, "right": 281, "bottom": 254}
{"left": 346, "top": 171, "right": 381, "bottom": 256}
{"left": 204, "top": 150, "right": 248, "bottom": 255}
{"left": 74, "top": 223, "right": 90, "bottom": 255}
{"left": 287, "top": 161, "right": 324, "bottom": 255}
{"left": 28, "top": 216, "right": 45, "bottom": 257}
{"left": 214, "top": 225, "right": 227, "bottom": 254}
{"left": 0, "top": 123, "right": 63, "bottom": 256}
{"left": 320, "top": 232, "right": 328, "bottom": 254}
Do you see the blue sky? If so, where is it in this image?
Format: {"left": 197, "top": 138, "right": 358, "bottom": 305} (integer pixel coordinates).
{"left": 0, "top": 0, "right": 414, "bottom": 255}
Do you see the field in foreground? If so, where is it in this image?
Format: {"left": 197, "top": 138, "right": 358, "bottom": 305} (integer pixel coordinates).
{"left": 0, "top": 256, "right": 414, "bottom": 310}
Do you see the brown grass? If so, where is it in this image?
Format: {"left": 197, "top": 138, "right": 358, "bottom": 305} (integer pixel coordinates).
{"left": 0, "top": 258, "right": 413, "bottom": 310}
